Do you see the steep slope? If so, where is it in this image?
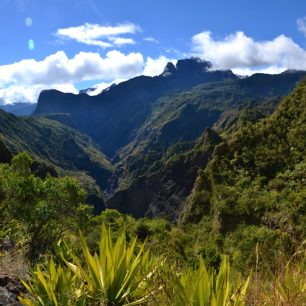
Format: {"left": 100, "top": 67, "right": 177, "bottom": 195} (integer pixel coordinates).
{"left": 107, "top": 129, "right": 221, "bottom": 219}
{"left": 34, "top": 58, "right": 237, "bottom": 157}
{"left": 113, "top": 71, "right": 305, "bottom": 191}
{"left": 0, "top": 110, "right": 113, "bottom": 197}
{"left": 107, "top": 77, "right": 306, "bottom": 225}
{"left": 182, "top": 79, "right": 306, "bottom": 240}
{"left": 32, "top": 59, "right": 305, "bottom": 220}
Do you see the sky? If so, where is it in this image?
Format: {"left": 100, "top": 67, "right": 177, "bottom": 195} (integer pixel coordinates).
{"left": 1, "top": 0, "right": 306, "bottom": 104}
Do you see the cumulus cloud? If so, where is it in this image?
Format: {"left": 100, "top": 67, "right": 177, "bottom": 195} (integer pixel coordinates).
{"left": 87, "top": 56, "right": 175, "bottom": 97}
{"left": 297, "top": 17, "right": 306, "bottom": 37}
{"left": 143, "top": 56, "right": 177, "bottom": 76}
{"left": 108, "top": 37, "right": 135, "bottom": 46}
{"left": 191, "top": 31, "right": 306, "bottom": 74}
{"left": 0, "top": 50, "right": 144, "bottom": 86}
{"left": 87, "top": 79, "right": 126, "bottom": 96}
{"left": 56, "top": 23, "right": 140, "bottom": 48}
{"left": 0, "top": 84, "right": 78, "bottom": 105}
{"left": 0, "top": 51, "right": 174, "bottom": 103}
{"left": 144, "top": 37, "right": 159, "bottom": 43}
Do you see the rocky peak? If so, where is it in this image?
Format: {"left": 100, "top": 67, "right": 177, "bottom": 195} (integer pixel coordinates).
{"left": 162, "top": 62, "right": 176, "bottom": 77}
{"left": 162, "top": 58, "right": 212, "bottom": 78}
{"left": 175, "top": 58, "right": 212, "bottom": 74}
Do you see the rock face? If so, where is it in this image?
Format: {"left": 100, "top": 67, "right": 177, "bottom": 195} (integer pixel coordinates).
{"left": 107, "top": 129, "right": 222, "bottom": 220}
{"left": 33, "top": 59, "right": 306, "bottom": 162}
{"left": 0, "top": 275, "right": 23, "bottom": 305}
{"left": 34, "top": 58, "right": 237, "bottom": 157}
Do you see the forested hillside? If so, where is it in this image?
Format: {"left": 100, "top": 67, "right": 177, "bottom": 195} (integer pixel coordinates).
{"left": 0, "top": 110, "right": 113, "bottom": 211}
{"left": 184, "top": 78, "right": 306, "bottom": 228}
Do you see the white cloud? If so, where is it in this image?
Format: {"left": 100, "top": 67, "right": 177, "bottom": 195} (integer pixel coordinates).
{"left": 144, "top": 37, "right": 159, "bottom": 43}
{"left": 0, "top": 51, "right": 174, "bottom": 103}
{"left": 87, "top": 79, "right": 126, "bottom": 96}
{"left": 56, "top": 23, "right": 140, "bottom": 48}
{"left": 108, "top": 37, "right": 135, "bottom": 46}
{"left": 0, "top": 84, "right": 78, "bottom": 104}
{"left": 191, "top": 31, "right": 306, "bottom": 74}
{"left": 297, "top": 17, "right": 306, "bottom": 37}
{"left": 143, "top": 56, "right": 177, "bottom": 76}
{"left": 0, "top": 50, "right": 144, "bottom": 86}
{"left": 231, "top": 66, "right": 288, "bottom": 76}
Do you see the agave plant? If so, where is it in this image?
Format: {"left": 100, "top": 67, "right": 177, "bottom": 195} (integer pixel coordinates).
{"left": 164, "top": 256, "right": 250, "bottom": 306}
{"left": 20, "top": 225, "right": 160, "bottom": 305}
{"left": 19, "top": 258, "right": 86, "bottom": 306}
{"left": 64, "top": 224, "right": 159, "bottom": 305}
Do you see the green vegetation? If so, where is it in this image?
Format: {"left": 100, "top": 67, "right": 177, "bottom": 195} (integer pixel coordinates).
{"left": 19, "top": 225, "right": 251, "bottom": 306}
{"left": 19, "top": 259, "right": 82, "bottom": 306}
{"left": 180, "top": 80, "right": 306, "bottom": 268}
{"left": 0, "top": 150, "right": 303, "bottom": 305}
{"left": 1, "top": 71, "right": 306, "bottom": 304}
{"left": 0, "top": 110, "right": 113, "bottom": 209}
{"left": 116, "top": 72, "right": 304, "bottom": 191}
{"left": 0, "top": 111, "right": 112, "bottom": 177}
{"left": 162, "top": 256, "right": 250, "bottom": 306}
{"left": 0, "top": 152, "right": 91, "bottom": 258}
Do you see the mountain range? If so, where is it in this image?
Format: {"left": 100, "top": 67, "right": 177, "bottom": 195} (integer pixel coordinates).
{"left": 1, "top": 58, "right": 305, "bottom": 220}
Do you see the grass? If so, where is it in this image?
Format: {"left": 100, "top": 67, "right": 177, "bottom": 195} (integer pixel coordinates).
{"left": 246, "top": 240, "right": 306, "bottom": 305}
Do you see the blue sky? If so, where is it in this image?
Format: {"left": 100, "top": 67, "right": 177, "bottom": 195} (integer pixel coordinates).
{"left": 1, "top": 0, "right": 306, "bottom": 103}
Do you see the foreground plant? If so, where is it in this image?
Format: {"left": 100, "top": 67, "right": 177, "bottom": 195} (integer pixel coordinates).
{"left": 20, "top": 225, "right": 159, "bottom": 305}
{"left": 19, "top": 258, "right": 85, "bottom": 306}
{"left": 19, "top": 224, "right": 250, "bottom": 306}
{"left": 163, "top": 256, "right": 250, "bottom": 306}
{"left": 65, "top": 224, "right": 159, "bottom": 305}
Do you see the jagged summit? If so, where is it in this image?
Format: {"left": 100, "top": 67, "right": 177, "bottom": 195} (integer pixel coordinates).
{"left": 176, "top": 58, "right": 212, "bottom": 72}
{"left": 162, "top": 62, "right": 176, "bottom": 76}
{"left": 33, "top": 58, "right": 305, "bottom": 159}
{"left": 162, "top": 58, "right": 212, "bottom": 77}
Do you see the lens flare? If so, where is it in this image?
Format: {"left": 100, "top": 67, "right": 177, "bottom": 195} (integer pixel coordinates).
{"left": 28, "top": 39, "right": 35, "bottom": 50}
{"left": 25, "top": 17, "right": 32, "bottom": 26}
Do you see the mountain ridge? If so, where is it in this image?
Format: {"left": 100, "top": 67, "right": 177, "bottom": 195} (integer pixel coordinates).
{"left": 4, "top": 58, "right": 306, "bottom": 220}
{"left": 34, "top": 58, "right": 237, "bottom": 157}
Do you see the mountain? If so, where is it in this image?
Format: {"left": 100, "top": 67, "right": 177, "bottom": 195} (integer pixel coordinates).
{"left": 108, "top": 77, "right": 306, "bottom": 233}
{"left": 34, "top": 58, "right": 237, "bottom": 157}
{"left": 0, "top": 110, "right": 113, "bottom": 211}
{"left": 33, "top": 60, "right": 305, "bottom": 194}
{"left": 107, "top": 129, "right": 222, "bottom": 219}
{"left": 181, "top": 78, "right": 306, "bottom": 232}
{"left": 0, "top": 102, "right": 37, "bottom": 116}
{"left": 110, "top": 70, "right": 305, "bottom": 192}
{"left": 15, "top": 58, "right": 306, "bottom": 219}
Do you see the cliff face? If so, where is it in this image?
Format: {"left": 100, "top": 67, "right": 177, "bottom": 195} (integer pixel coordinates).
{"left": 107, "top": 129, "right": 222, "bottom": 220}
{"left": 109, "top": 77, "right": 306, "bottom": 223}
